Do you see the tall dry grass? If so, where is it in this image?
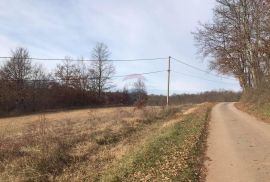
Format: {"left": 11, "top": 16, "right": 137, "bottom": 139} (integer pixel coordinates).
{"left": 0, "top": 106, "right": 183, "bottom": 181}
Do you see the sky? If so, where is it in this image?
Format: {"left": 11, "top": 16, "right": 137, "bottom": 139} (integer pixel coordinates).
{"left": 0, "top": 0, "right": 241, "bottom": 95}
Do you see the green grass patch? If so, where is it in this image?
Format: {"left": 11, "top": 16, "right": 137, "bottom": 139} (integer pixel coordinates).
{"left": 239, "top": 89, "right": 270, "bottom": 121}
{"left": 101, "top": 105, "right": 212, "bottom": 182}
{"left": 258, "top": 103, "right": 270, "bottom": 118}
{"left": 237, "top": 102, "right": 270, "bottom": 121}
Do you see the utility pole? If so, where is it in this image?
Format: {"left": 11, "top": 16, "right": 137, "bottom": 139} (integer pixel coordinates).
{"left": 167, "top": 56, "right": 171, "bottom": 107}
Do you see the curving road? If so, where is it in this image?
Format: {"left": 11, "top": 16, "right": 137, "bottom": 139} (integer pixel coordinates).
{"left": 206, "top": 102, "right": 270, "bottom": 182}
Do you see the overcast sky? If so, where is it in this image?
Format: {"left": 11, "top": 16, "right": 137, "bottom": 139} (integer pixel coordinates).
{"left": 0, "top": 0, "right": 241, "bottom": 95}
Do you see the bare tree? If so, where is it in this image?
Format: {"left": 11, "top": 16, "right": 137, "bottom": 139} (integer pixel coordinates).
{"left": 133, "top": 78, "right": 148, "bottom": 108}
{"left": 55, "top": 57, "right": 78, "bottom": 87}
{"left": 0, "top": 47, "right": 32, "bottom": 81}
{"left": 0, "top": 48, "right": 33, "bottom": 110}
{"left": 193, "top": 0, "right": 270, "bottom": 91}
{"left": 30, "top": 64, "right": 49, "bottom": 110}
{"left": 74, "top": 58, "right": 90, "bottom": 91}
{"left": 0, "top": 47, "right": 47, "bottom": 110}
{"left": 91, "top": 42, "right": 115, "bottom": 96}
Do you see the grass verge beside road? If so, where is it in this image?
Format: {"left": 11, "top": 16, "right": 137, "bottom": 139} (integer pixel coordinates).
{"left": 236, "top": 102, "right": 270, "bottom": 122}
{"left": 101, "top": 103, "right": 213, "bottom": 182}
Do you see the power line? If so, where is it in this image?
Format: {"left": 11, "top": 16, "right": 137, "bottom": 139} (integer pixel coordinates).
{"left": 0, "top": 70, "right": 167, "bottom": 82}
{"left": 0, "top": 55, "right": 238, "bottom": 81}
{"left": 171, "top": 70, "right": 237, "bottom": 85}
{"left": 0, "top": 54, "right": 239, "bottom": 98}
{"left": 0, "top": 55, "right": 236, "bottom": 81}
{"left": 171, "top": 57, "right": 236, "bottom": 81}
{"left": 0, "top": 56, "right": 167, "bottom": 62}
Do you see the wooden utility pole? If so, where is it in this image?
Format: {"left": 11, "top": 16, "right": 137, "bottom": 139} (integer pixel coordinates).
{"left": 167, "top": 56, "right": 171, "bottom": 107}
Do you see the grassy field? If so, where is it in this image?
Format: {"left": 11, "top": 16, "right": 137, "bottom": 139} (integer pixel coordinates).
{"left": 0, "top": 103, "right": 213, "bottom": 181}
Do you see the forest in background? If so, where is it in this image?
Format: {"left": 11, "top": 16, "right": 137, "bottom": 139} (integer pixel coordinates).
{"left": 148, "top": 90, "right": 241, "bottom": 106}
{"left": 0, "top": 45, "right": 148, "bottom": 116}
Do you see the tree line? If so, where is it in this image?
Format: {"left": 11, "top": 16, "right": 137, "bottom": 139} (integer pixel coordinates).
{"left": 194, "top": 0, "right": 270, "bottom": 92}
{"left": 148, "top": 90, "right": 241, "bottom": 106}
{"left": 0, "top": 43, "right": 147, "bottom": 116}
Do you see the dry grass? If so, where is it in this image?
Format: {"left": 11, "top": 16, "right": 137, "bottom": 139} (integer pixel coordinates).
{"left": 101, "top": 103, "right": 213, "bottom": 182}
{"left": 238, "top": 88, "right": 270, "bottom": 123}
{"left": 0, "top": 105, "right": 188, "bottom": 181}
{"left": 236, "top": 102, "right": 270, "bottom": 123}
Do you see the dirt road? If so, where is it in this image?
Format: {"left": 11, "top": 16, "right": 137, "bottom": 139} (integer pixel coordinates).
{"left": 206, "top": 102, "right": 270, "bottom": 182}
